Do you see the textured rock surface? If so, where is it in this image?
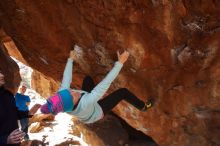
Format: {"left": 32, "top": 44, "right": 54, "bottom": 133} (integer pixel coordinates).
{"left": 31, "top": 70, "right": 59, "bottom": 98}
{"left": 0, "top": 0, "right": 220, "bottom": 145}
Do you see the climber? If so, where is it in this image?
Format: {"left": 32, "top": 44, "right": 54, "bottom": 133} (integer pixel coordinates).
{"left": 40, "top": 45, "right": 154, "bottom": 124}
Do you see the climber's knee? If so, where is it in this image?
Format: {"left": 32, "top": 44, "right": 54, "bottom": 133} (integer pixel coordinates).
{"left": 118, "top": 88, "right": 129, "bottom": 94}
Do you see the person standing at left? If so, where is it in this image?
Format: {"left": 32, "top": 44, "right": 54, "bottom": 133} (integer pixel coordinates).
{"left": 15, "top": 85, "right": 31, "bottom": 140}
{"left": 0, "top": 70, "right": 25, "bottom": 146}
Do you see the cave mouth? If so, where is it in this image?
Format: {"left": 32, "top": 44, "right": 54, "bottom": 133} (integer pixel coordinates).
{"left": 111, "top": 112, "right": 159, "bottom": 146}
{"left": 3, "top": 35, "right": 159, "bottom": 146}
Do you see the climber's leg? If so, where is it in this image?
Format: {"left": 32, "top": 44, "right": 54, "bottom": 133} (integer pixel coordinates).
{"left": 98, "top": 88, "right": 153, "bottom": 115}
{"left": 81, "top": 76, "right": 95, "bottom": 92}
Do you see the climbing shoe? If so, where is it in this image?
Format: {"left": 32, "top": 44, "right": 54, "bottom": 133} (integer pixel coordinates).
{"left": 141, "top": 98, "right": 154, "bottom": 112}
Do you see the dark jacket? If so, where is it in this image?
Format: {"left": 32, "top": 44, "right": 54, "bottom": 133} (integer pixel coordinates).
{"left": 0, "top": 86, "right": 20, "bottom": 146}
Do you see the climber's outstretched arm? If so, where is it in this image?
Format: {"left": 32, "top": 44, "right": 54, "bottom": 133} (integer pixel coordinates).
{"left": 59, "top": 49, "right": 77, "bottom": 91}
{"left": 89, "top": 50, "right": 130, "bottom": 101}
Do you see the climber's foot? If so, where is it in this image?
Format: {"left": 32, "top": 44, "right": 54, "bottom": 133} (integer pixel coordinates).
{"left": 141, "top": 97, "right": 154, "bottom": 112}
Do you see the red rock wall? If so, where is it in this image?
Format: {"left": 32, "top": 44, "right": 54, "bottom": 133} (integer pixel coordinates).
{"left": 31, "top": 70, "right": 59, "bottom": 98}
{"left": 0, "top": 1, "right": 220, "bottom": 145}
